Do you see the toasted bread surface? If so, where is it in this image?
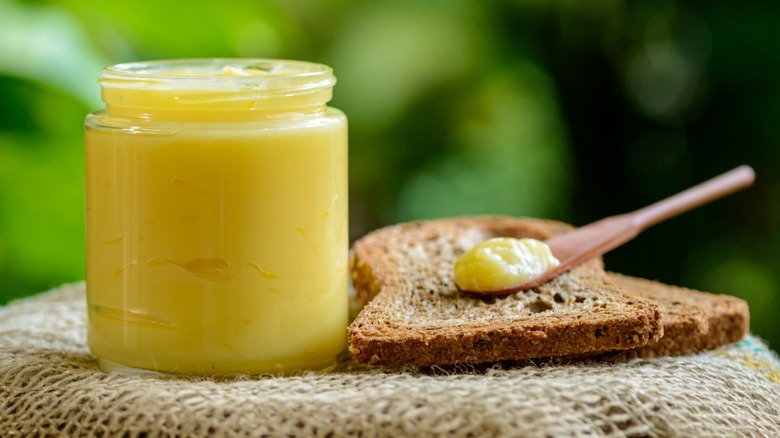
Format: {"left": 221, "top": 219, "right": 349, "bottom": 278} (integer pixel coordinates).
{"left": 608, "top": 273, "right": 749, "bottom": 357}
{"left": 348, "top": 217, "right": 663, "bottom": 367}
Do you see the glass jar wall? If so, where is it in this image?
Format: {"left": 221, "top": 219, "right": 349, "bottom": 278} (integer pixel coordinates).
{"left": 85, "top": 59, "right": 348, "bottom": 375}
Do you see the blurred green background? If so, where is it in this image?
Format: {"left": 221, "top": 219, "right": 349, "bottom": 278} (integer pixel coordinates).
{"left": 1, "top": 0, "right": 778, "bottom": 349}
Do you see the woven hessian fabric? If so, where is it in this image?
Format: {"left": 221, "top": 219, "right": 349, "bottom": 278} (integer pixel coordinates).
{"left": 2, "top": 283, "right": 779, "bottom": 437}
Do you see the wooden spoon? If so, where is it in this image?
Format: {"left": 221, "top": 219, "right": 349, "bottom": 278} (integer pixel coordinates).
{"left": 465, "top": 165, "right": 755, "bottom": 296}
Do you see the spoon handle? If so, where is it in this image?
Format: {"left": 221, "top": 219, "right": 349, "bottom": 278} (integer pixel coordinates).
{"left": 461, "top": 165, "right": 755, "bottom": 296}
{"left": 632, "top": 165, "right": 755, "bottom": 230}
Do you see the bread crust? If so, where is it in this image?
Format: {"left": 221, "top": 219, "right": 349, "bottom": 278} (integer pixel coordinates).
{"left": 348, "top": 216, "right": 664, "bottom": 367}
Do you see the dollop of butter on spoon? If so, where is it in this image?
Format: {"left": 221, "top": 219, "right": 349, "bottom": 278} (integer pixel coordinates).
{"left": 454, "top": 237, "right": 560, "bottom": 293}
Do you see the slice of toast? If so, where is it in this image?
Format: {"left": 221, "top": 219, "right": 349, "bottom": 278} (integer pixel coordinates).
{"left": 608, "top": 273, "right": 749, "bottom": 358}
{"left": 348, "top": 217, "right": 664, "bottom": 367}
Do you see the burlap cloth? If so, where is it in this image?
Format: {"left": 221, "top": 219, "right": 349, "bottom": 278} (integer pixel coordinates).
{"left": 2, "top": 283, "right": 779, "bottom": 437}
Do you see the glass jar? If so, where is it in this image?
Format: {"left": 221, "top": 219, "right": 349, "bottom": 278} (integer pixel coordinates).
{"left": 85, "top": 59, "right": 348, "bottom": 375}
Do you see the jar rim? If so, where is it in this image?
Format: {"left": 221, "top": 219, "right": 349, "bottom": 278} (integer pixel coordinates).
{"left": 99, "top": 58, "right": 336, "bottom": 94}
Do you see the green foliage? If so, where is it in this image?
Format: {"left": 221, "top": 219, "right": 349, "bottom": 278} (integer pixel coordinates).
{"left": 394, "top": 63, "right": 572, "bottom": 221}
{"left": 0, "top": 0, "right": 778, "bottom": 350}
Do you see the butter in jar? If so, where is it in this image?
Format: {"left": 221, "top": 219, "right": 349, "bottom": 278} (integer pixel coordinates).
{"left": 85, "top": 59, "right": 348, "bottom": 375}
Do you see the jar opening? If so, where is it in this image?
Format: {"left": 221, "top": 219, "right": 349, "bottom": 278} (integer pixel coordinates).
{"left": 98, "top": 59, "right": 336, "bottom": 120}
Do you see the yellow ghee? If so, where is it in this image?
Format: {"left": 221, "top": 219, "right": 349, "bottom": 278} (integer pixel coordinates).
{"left": 85, "top": 59, "right": 348, "bottom": 375}
{"left": 454, "top": 237, "right": 560, "bottom": 293}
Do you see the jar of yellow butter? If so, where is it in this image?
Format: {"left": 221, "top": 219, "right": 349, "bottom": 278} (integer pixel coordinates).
{"left": 85, "top": 59, "right": 348, "bottom": 375}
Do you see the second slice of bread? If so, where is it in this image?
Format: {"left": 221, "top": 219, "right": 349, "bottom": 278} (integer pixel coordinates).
{"left": 608, "top": 273, "right": 749, "bottom": 358}
{"left": 348, "top": 217, "right": 664, "bottom": 367}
